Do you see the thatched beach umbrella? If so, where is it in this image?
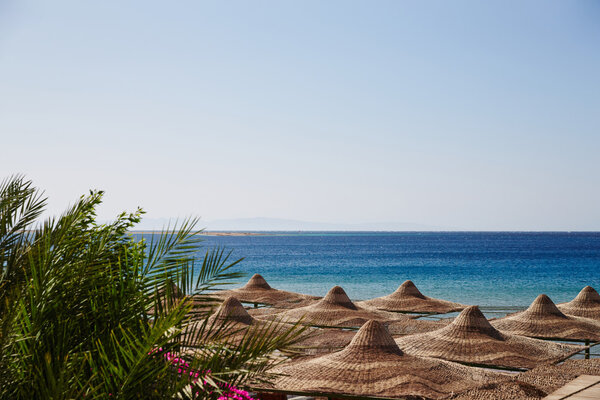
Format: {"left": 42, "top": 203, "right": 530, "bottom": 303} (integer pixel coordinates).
{"left": 252, "top": 303, "right": 448, "bottom": 336}
{"left": 357, "top": 280, "right": 466, "bottom": 314}
{"left": 161, "top": 281, "right": 184, "bottom": 299}
{"left": 558, "top": 286, "right": 600, "bottom": 321}
{"left": 395, "top": 306, "right": 585, "bottom": 370}
{"left": 449, "top": 359, "right": 600, "bottom": 400}
{"left": 447, "top": 379, "right": 547, "bottom": 400}
{"left": 262, "top": 320, "right": 497, "bottom": 400}
{"left": 386, "top": 317, "right": 450, "bottom": 336}
{"left": 209, "top": 274, "right": 319, "bottom": 308}
{"left": 256, "top": 285, "right": 413, "bottom": 328}
{"left": 516, "top": 358, "right": 600, "bottom": 394}
{"left": 208, "top": 296, "right": 255, "bottom": 326}
{"left": 183, "top": 296, "right": 264, "bottom": 345}
{"left": 185, "top": 296, "right": 355, "bottom": 352}
{"left": 148, "top": 281, "right": 186, "bottom": 315}
{"left": 490, "top": 294, "right": 600, "bottom": 341}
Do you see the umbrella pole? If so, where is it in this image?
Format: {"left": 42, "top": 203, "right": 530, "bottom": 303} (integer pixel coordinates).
{"left": 585, "top": 339, "right": 590, "bottom": 359}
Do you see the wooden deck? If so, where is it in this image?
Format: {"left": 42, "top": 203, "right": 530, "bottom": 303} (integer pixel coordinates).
{"left": 543, "top": 375, "right": 600, "bottom": 399}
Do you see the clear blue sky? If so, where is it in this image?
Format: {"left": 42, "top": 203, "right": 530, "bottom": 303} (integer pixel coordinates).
{"left": 1, "top": 1, "right": 599, "bottom": 230}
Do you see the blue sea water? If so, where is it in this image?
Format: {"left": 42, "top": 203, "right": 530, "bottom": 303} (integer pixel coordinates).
{"left": 137, "top": 232, "right": 600, "bottom": 311}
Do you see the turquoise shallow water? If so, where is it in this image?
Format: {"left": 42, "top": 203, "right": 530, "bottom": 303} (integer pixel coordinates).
{"left": 136, "top": 232, "right": 600, "bottom": 310}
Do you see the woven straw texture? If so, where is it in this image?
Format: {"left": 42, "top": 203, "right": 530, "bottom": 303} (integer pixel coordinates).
{"left": 186, "top": 296, "right": 354, "bottom": 352}
{"left": 183, "top": 296, "right": 265, "bottom": 345}
{"left": 256, "top": 286, "right": 413, "bottom": 328}
{"left": 395, "top": 306, "right": 584, "bottom": 370}
{"left": 447, "top": 379, "right": 547, "bottom": 400}
{"left": 449, "top": 359, "right": 600, "bottom": 400}
{"left": 294, "top": 328, "right": 357, "bottom": 355}
{"left": 148, "top": 282, "right": 185, "bottom": 315}
{"left": 517, "top": 358, "right": 600, "bottom": 393}
{"left": 386, "top": 318, "right": 450, "bottom": 336}
{"left": 358, "top": 280, "right": 467, "bottom": 314}
{"left": 208, "top": 296, "right": 256, "bottom": 326}
{"left": 558, "top": 286, "right": 600, "bottom": 321}
{"left": 265, "top": 320, "right": 497, "bottom": 400}
{"left": 210, "top": 274, "right": 319, "bottom": 308}
{"left": 490, "top": 294, "right": 600, "bottom": 341}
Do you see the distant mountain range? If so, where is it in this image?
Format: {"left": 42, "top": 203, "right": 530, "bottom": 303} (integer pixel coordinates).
{"left": 131, "top": 217, "right": 448, "bottom": 231}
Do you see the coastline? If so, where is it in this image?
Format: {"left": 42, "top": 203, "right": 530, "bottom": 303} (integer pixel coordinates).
{"left": 130, "top": 231, "right": 266, "bottom": 236}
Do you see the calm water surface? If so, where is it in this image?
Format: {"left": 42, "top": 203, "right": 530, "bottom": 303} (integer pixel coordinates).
{"left": 136, "top": 232, "right": 600, "bottom": 309}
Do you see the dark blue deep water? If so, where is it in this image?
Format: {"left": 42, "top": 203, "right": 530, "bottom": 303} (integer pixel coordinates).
{"left": 137, "top": 232, "right": 600, "bottom": 309}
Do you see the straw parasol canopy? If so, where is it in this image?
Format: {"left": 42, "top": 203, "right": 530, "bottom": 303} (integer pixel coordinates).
{"left": 148, "top": 281, "right": 186, "bottom": 315}
{"left": 558, "top": 286, "right": 600, "bottom": 321}
{"left": 209, "top": 296, "right": 255, "bottom": 326}
{"left": 386, "top": 317, "right": 450, "bottom": 336}
{"left": 490, "top": 294, "right": 600, "bottom": 341}
{"left": 395, "top": 306, "right": 585, "bottom": 370}
{"left": 184, "top": 296, "right": 355, "bottom": 352}
{"left": 357, "top": 280, "right": 466, "bottom": 314}
{"left": 516, "top": 358, "right": 600, "bottom": 394}
{"left": 209, "top": 274, "right": 319, "bottom": 308}
{"left": 160, "top": 281, "right": 184, "bottom": 299}
{"left": 262, "top": 320, "right": 498, "bottom": 400}
{"left": 256, "top": 286, "right": 413, "bottom": 328}
{"left": 182, "top": 296, "right": 263, "bottom": 345}
{"left": 449, "top": 359, "right": 600, "bottom": 400}
{"left": 447, "top": 379, "right": 547, "bottom": 400}
{"left": 294, "top": 327, "right": 357, "bottom": 355}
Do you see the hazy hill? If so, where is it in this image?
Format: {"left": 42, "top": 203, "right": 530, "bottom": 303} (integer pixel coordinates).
{"left": 131, "top": 217, "right": 446, "bottom": 231}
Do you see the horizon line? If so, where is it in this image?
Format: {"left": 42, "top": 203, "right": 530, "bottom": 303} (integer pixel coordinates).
{"left": 128, "top": 230, "right": 600, "bottom": 233}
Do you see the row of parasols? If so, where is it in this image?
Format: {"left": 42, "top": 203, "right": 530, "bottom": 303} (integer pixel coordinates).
{"left": 196, "top": 274, "right": 600, "bottom": 400}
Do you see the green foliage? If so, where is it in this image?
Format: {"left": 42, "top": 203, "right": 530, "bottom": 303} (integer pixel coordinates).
{"left": 0, "top": 175, "right": 305, "bottom": 399}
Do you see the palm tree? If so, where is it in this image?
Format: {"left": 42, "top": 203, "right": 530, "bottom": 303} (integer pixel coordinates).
{"left": 0, "top": 175, "right": 305, "bottom": 399}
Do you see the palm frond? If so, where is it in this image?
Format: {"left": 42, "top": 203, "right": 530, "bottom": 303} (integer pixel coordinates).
{"left": 0, "top": 175, "right": 304, "bottom": 399}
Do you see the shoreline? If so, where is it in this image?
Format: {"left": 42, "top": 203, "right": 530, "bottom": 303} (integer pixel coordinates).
{"left": 129, "top": 231, "right": 266, "bottom": 236}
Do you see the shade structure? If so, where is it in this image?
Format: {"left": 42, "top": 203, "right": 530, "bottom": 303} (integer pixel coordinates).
{"left": 209, "top": 274, "right": 319, "bottom": 308}
{"left": 256, "top": 286, "right": 413, "bottom": 328}
{"left": 294, "top": 328, "right": 357, "bottom": 355}
{"left": 357, "top": 280, "right": 466, "bottom": 314}
{"left": 209, "top": 296, "right": 255, "bottom": 326}
{"left": 262, "top": 320, "right": 497, "bottom": 400}
{"left": 449, "top": 359, "right": 600, "bottom": 400}
{"left": 182, "top": 296, "right": 265, "bottom": 345}
{"left": 516, "top": 358, "right": 600, "bottom": 394}
{"left": 148, "top": 282, "right": 185, "bottom": 315}
{"left": 161, "top": 281, "right": 184, "bottom": 299}
{"left": 184, "top": 296, "right": 354, "bottom": 352}
{"left": 386, "top": 317, "right": 450, "bottom": 336}
{"left": 490, "top": 294, "right": 600, "bottom": 341}
{"left": 395, "top": 306, "right": 585, "bottom": 370}
{"left": 447, "top": 379, "right": 548, "bottom": 400}
{"left": 557, "top": 286, "right": 600, "bottom": 321}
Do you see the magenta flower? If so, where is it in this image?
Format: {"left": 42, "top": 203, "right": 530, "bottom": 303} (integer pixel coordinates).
{"left": 148, "top": 347, "right": 255, "bottom": 400}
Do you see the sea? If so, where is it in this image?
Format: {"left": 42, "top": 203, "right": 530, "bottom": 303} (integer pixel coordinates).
{"left": 136, "top": 231, "right": 600, "bottom": 318}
